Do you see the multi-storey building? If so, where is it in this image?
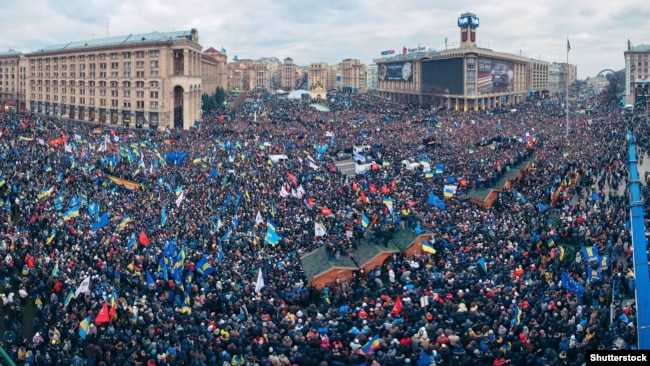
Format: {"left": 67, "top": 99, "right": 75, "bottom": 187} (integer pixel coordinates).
{"left": 339, "top": 59, "right": 366, "bottom": 93}
{"left": 557, "top": 63, "right": 578, "bottom": 96}
{"left": 374, "top": 12, "right": 566, "bottom": 110}
{"left": 19, "top": 29, "right": 226, "bottom": 130}
{"left": 528, "top": 59, "right": 550, "bottom": 98}
{"left": 366, "top": 65, "right": 378, "bottom": 90}
{"left": 0, "top": 50, "right": 27, "bottom": 113}
{"left": 279, "top": 57, "right": 301, "bottom": 91}
{"left": 307, "top": 62, "right": 333, "bottom": 99}
{"left": 625, "top": 43, "right": 650, "bottom": 105}
{"left": 548, "top": 63, "right": 561, "bottom": 96}
{"left": 201, "top": 47, "right": 228, "bottom": 94}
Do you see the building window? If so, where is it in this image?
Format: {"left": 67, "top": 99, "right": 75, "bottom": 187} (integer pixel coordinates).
{"left": 150, "top": 91, "right": 158, "bottom": 98}
{"left": 100, "top": 63, "right": 107, "bottom": 70}
{"left": 123, "top": 71, "right": 131, "bottom": 78}
{"left": 137, "top": 101, "right": 144, "bottom": 108}
{"left": 123, "top": 81, "right": 131, "bottom": 88}
{"left": 123, "top": 52, "right": 131, "bottom": 59}
{"left": 136, "top": 61, "right": 145, "bottom": 68}
{"left": 136, "top": 81, "right": 145, "bottom": 88}
{"left": 70, "top": 97, "right": 75, "bottom": 104}
{"left": 100, "top": 72, "right": 106, "bottom": 78}
{"left": 149, "top": 50, "right": 159, "bottom": 57}
{"left": 124, "top": 90, "right": 131, "bottom": 97}
{"left": 111, "top": 72, "right": 118, "bottom": 78}
{"left": 111, "top": 62, "right": 119, "bottom": 69}
{"left": 136, "top": 51, "right": 145, "bottom": 58}
{"left": 110, "top": 53, "right": 119, "bottom": 60}
{"left": 150, "top": 101, "right": 159, "bottom": 109}
{"left": 467, "top": 58, "right": 476, "bottom": 70}
{"left": 123, "top": 101, "right": 131, "bottom": 108}
{"left": 124, "top": 61, "right": 131, "bottom": 70}
{"left": 150, "top": 60, "right": 159, "bottom": 68}
{"left": 111, "top": 90, "right": 118, "bottom": 97}
{"left": 136, "top": 91, "right": 144, "bottom": 98}
{"left": 79, "top": 97, "right": 85, "bottom": 105}
{"left": 136, "top": 71, "right": 145, "bottom": 78}
{"left": 100, "top": 99, "right": 106, "bottom": 106}
{"left": 111, "top": 99, "right": 118, "bottom": 107}
{"left": 150, "top": 81, "right": 159, "bottom": 88}
{"left": 150, "top": 71, "right": 159, "bottom": 78}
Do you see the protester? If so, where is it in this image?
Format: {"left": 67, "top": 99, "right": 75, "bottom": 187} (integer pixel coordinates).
{"left": 0, "top": 91, "right": 641, "bottom": 365}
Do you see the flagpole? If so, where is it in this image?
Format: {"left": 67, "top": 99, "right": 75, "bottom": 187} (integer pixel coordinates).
{"left": 565, "top": 38, "right": 570, "bottom": 137}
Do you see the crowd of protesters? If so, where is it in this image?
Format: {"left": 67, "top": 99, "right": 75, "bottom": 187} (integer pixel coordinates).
{"left": 0, "top": 90, "right": 645, "bottom": 366}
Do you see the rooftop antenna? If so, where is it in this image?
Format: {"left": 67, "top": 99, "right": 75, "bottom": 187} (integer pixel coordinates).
{"left": 107, "top": 19, "right": 109, "bottom": 37}
{"left": 445, "top": 37, "right": 448, "bottom": 50}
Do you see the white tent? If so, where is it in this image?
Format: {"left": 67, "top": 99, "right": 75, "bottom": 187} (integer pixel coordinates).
{"left": 309, "top": 103, "right": 330, "bottom": 112}
{"left": 287, "top": 90, "right": 311, "bottom": 99}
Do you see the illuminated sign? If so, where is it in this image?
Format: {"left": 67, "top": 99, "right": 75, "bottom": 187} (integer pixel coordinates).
{"left": 402, "top": 46, "right": 426, "bottom": 55}
{"left": 380, "top": 50, "right": 396, "bottom": 56}
{"left": 458, "top": 15, "right": 479, "bottom": 27}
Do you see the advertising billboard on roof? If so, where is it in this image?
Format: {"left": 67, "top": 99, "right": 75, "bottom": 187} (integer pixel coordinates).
{"left": 478, "top": 57, "right": 514, "bottom": 93}
{"left": 421, "top": 58, "right": 464, "bottom": 95}
{"left": 378, "top": 61, "right": 413, "bottom": 82}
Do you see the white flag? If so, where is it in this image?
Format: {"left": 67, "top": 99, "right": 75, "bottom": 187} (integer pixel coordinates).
{"left": 175, "top": 191, "right": 185, "bottom": 207}
{"left": 255, "top": 268, "right": 265, "bottom": 293}
{"left": 255, "top": 211, "right": 264, "bottom": 225}
{"left": 75, "top": 276, "right": 91, "bottom": 297}
{"left": 314, "top": 222, "right": 326, "bottom": 237}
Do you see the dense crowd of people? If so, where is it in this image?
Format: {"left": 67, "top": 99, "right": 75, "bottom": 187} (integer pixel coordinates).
{"left": 0, "top": 90, "right": 645, "bottom": 366}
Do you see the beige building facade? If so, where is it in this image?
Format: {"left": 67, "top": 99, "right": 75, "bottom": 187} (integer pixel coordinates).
{"left": 13, "top": 29, "right": 227, "bottom": 130}
{"left": 374, "top": 12, "right": 565, "bottom": 110}
{"left": 625, "top": 43, "right": 650, "bottom": 105}
{"left": 279, "top": 57, "right": 301, "bottom": 91}
{"left": 339, "top": 59, "right": 366, "bottom": 93}
{"left": 0, "top": 50, "right": 27, "bottom": 113}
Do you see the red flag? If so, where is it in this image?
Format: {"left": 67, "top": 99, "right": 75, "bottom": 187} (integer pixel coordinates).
{"left": 391, "top": 180, "right": 396, "bottom": 191}
{"left": 371, "top": 162, "right": 380, "bottom": 171}
{"left": 369, "top": 184, "right": 377, "bottom": 194}
{"left": 109, "top": 299, "right": 117, "bottom": 321}
{"left": 95, "top": 302, "right": 110, "bottom": 325}
{"left": 139, "top": 231, "right": 150, "bottom": 246}
{"left": 352, "top": 180, "right": 358, "bottom": 192}
{"left": 391, "top": 297, "right": 403, "bottom": 315}
{"left": 360, "top": 191, "right": 369, "bottom": 204}
{"left": 370, "top": 214, "right": 379, "bottom": 227}
{"left": 287, "top": 172, "right": 297, "bottom": 186}
{"left": 307, "top": 197, "right": 315, "bottom": 207}
{"left": 321, "top": 206, "right": 332, "bottom": 216}
{"left": 407, "top": 200, "right": 418, "bottom": 208}
{"left": 381, "top": 184, "right": 390, "bottom": 194}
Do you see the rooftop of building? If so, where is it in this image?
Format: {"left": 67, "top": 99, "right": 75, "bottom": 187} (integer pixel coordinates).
{"left": 31, "top": 29, "right": 197, "bottom": 54}
{"left": 629, "top": 44, "right": 650, "bottom": 52}
{"left": 0, "top": 49, "right": 23, "bottom": 57}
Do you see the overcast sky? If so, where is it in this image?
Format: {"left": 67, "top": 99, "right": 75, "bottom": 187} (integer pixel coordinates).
{"left": 3, "top": 0, "right": 649, "bottom": 79}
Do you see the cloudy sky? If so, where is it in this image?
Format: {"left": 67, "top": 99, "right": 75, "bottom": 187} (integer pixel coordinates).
{"left": 3, "top": 0, "right": 649, "bottom": 79}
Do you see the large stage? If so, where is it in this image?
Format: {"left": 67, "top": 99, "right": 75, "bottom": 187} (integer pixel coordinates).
{"left": 300, "top": 230, "right": 432, "bottom": 289}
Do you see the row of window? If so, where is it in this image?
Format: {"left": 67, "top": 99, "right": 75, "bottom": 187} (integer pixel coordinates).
{"left": 34, "top": 60, "right": 160, "bottom": 71}
{"left": 31, "top": 70, "right": 161, "bottom": 79}
{"left": 30, "top": 95, "right": 159, "bottom": 109}
{"left": 30, "top": 87, "right": 159, "bottom": 98}
{"left": 32, "top": 80, "right": 159, "bottom": 88}
{"left": 31, "top": 50, "right": 160, "bottom": 64}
